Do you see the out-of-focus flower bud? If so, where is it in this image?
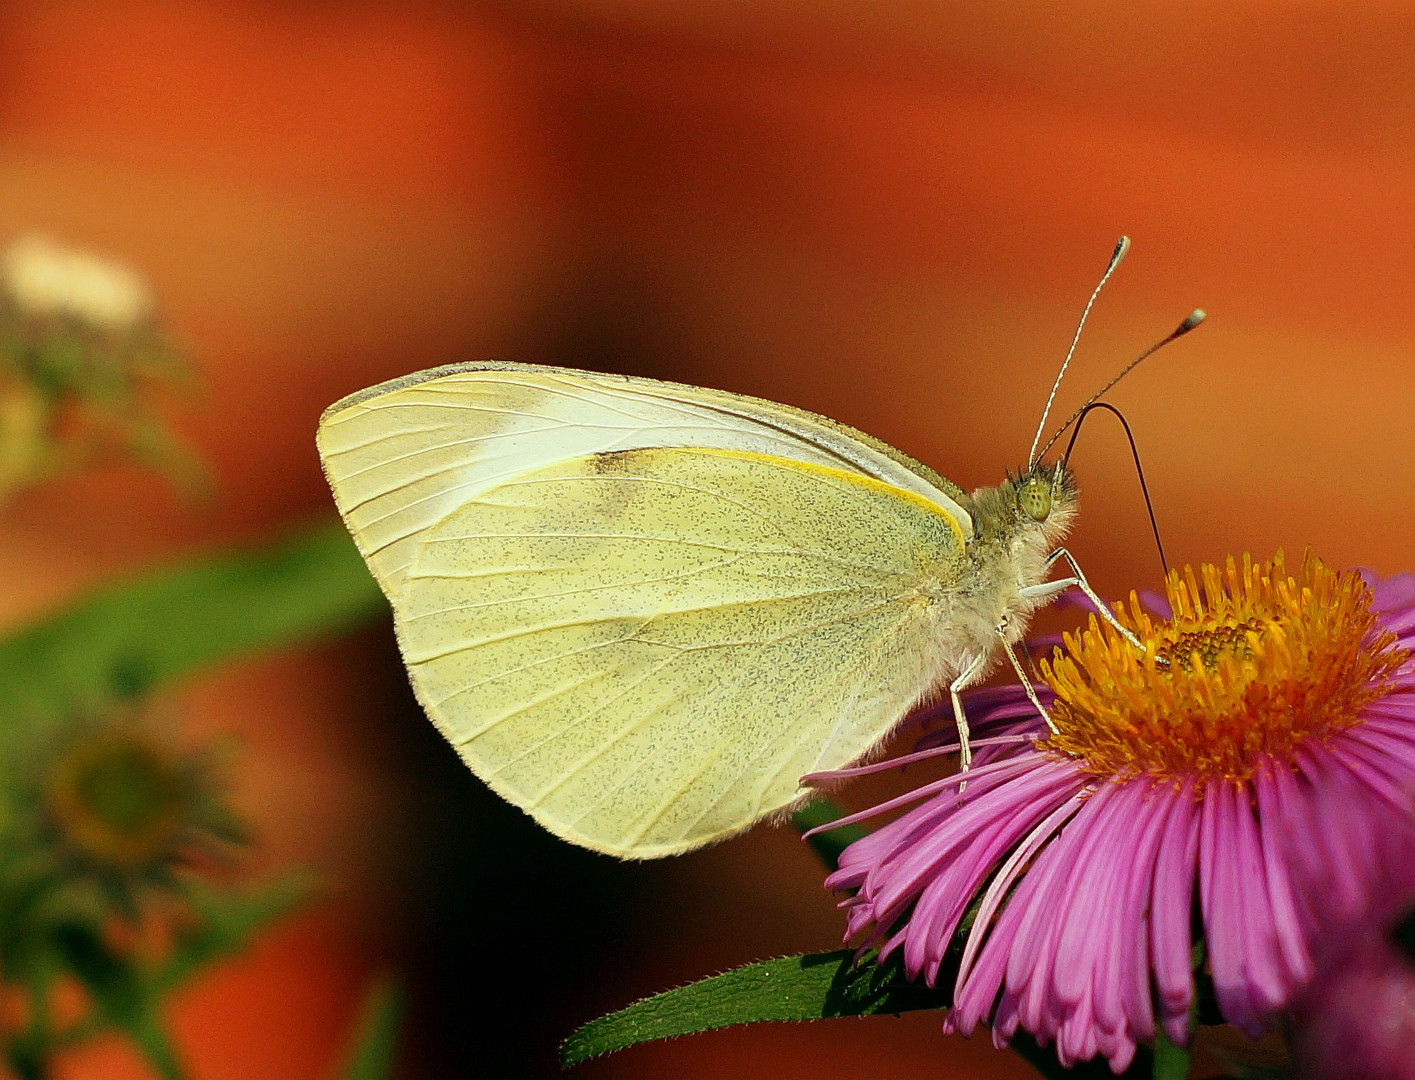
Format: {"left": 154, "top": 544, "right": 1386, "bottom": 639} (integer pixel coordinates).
{"left": 1, "top": 234, "right": 154, "bottom": 333}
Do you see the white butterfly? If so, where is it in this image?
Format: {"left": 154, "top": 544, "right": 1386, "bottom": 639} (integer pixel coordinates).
{"left": 318, "top": 238, "right": 1200, "bottom": 858}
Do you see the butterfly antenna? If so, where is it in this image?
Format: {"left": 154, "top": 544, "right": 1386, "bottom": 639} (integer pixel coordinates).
{"left": 1027, "top": 236, "right": 1131, "bottom": 468}
{"left": 1035, "top": 308, "right": 1205, "bottom": 462}
{"left": 1062, "top": 401, "right": 1169, "bottom": 577}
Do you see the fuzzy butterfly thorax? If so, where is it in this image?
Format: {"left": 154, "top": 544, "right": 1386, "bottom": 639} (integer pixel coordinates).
{"left": 950, "top": 464, "right": 1080, "bottom": 649}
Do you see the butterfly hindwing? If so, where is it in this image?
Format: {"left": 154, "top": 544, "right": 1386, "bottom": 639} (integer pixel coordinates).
{"left": 396, "top": 446, "right": 965, "bottom": 856}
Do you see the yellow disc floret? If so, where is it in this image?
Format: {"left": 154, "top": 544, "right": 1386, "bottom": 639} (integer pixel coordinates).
{"left": 1040, "top": 551, "right": 1409, "bottom": 782}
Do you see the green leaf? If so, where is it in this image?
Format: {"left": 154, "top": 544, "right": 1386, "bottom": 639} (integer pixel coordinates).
{"left": 791, "top": 798, "right": 866, "bottom": 871}
{"left": 335, "top": 976, "right": 404, "bottom": 1080}
{"left": 561, "top": 951, "right": 1173, "bottom": 1078}
{"left": 0, "top": 521, "right": 384, "bottom": 731}
{"left": 560, "top": 951, "right": 949, "bottom": 1067}
{"left": 157, "top": 872, "right": 315, "bottom": 991}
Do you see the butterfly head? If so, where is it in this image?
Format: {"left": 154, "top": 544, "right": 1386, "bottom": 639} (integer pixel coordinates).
{"left": 1017, "top": 461, "right": 1078, "bottom": 543}
{"left": 1020, "top": 459, "right": 1075, "bottom": 518}
{"left": 971, "top": 462, "right": 1078, "bottom": 552}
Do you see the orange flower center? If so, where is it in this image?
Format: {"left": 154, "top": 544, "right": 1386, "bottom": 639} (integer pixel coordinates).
{"left": 1039, "top": 552, "right": 1409, "bottom": 781}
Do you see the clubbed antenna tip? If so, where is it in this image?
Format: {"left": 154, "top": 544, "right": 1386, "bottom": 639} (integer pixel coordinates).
{"left": 1178, "top": 309, "right": 1206, "bottom": 334}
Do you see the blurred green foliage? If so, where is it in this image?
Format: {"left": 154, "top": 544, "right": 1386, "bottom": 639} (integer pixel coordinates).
{"left": 336, "top": 977, "right": 405, "bottom": 1080}
{"left": 0, "top": 522, "right": 394, "bottom": 1078}
{"left": 790, "top": 798, "right": 866, "bottom": 872}
{"left": 0, "top": 236, "right": 400, "bottom": 1078}
{"left": 0, "top": 522, "right": 384, "bottom": 735}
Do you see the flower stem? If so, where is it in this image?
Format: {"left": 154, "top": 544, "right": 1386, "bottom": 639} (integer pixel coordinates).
{"left": 1010, "top": 1032, "right": 1150, "bottom": 1078}
{"left": 1153, "top": 1029, "right": 1191, "bottom": 1080}
{"left": 1152, "top": 941, "right": 1201, "bottom": 1079}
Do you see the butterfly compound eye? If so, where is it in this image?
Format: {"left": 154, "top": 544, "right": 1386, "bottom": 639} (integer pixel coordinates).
{"left": 1018, "top": 477, "right": 1053, "bottom": 522}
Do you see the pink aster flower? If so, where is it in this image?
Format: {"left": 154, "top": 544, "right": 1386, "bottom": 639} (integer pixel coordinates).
{"left": 813, "top": 553, "right": 1415, "bottom": 1072}
{"left": 1291, "top": 893, "right": 1415, "bottom": 1079}
{"left": 1289, "top": 806, "right": 1415, "bottom": 1079}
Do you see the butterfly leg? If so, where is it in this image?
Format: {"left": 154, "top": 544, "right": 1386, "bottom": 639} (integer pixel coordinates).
{"left": 996, "top": 626, "right": 1058, "bottom": 733}
{"left": 949, "top": 653, "right": 989, "bottom": 792}
{"left": 1022, "top": 547, "right": 1144, "bottom": 652}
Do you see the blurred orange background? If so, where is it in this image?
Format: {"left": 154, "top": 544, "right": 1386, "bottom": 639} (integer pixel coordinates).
{"left": 2, "top": 2, "right": 1413, "bottom": 1077}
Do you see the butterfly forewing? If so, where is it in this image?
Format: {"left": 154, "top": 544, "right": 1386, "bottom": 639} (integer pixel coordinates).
{"left": 396, "top": 447, "right": 965, "bottom": 857}
{"left": 316, "top": 362, "right": 972, "bottom": 603}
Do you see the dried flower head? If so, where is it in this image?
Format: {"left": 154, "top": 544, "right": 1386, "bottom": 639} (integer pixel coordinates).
{"left": 23, "top": 712, "right": 246, "bottom": 902}
{"left": 0, "top": 702, "right": 305, "bottom": 1079}
{"left": 48, "top": 728, "right": 194, "bottom": 872}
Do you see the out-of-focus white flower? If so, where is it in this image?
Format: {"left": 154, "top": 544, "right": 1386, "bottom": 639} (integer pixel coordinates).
{"left": 1, "top": 234, "right": 154, "bottom": 332}
{"left": 0, "top": 234, "right": 201, "bottom": 503}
